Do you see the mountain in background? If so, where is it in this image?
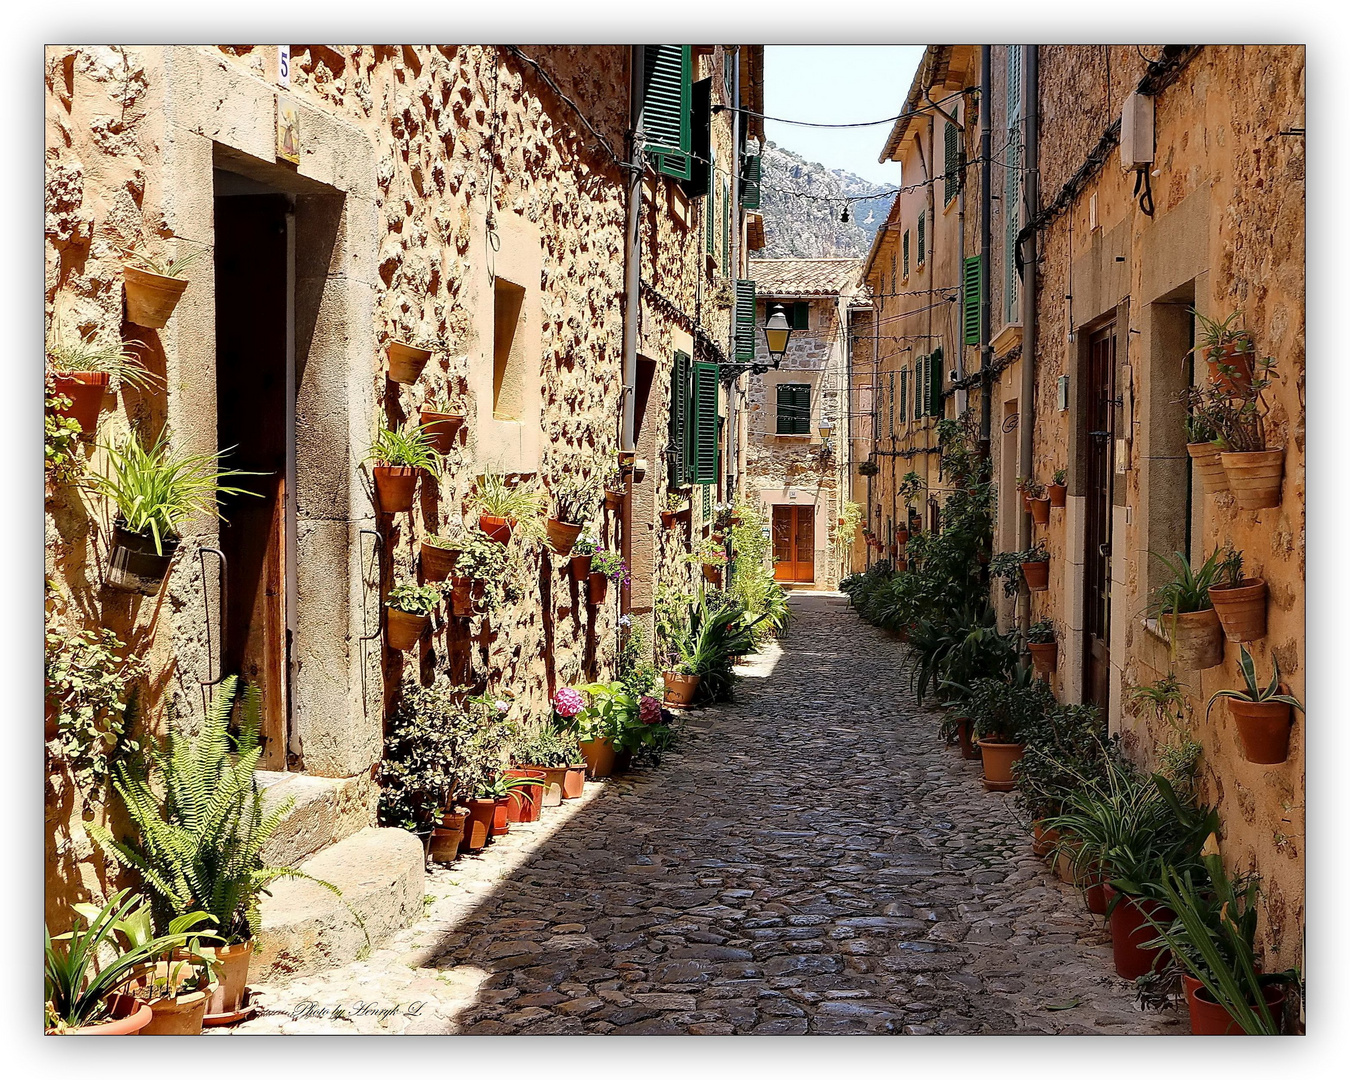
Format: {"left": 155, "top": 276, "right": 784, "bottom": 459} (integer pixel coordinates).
{"left": 757, "top": 140, "right": 894, "bottom": 259}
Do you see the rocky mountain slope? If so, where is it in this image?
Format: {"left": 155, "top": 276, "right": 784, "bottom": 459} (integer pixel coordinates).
{"left": 757, "top": 140, "right": 893, "bottom": 259}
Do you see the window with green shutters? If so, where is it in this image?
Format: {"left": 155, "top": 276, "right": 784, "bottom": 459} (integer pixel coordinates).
{"left": 740, "top": 153, "right": 761, "bottom": 210}
{"left": 916, "top": 212, "right": 925, "bottom": 267}
{"left": 668, "top": 350, "right": 690, "bottom": 487}
{"left": 681, "top": 78, "right": 712, "bottom": 200}
{"left": 887, "top": 371, "right": 895, "bottom": 438}
{"left": 733, "top": 280, "right": 756, "bottom": 361}
{"left": 944, "top": 120, "right": 960, "bottom": 204}
{"left": 902, "top": 230, "right": 910, "bottom": 278}
{"left": 645, "top": 46, "right": 692, "bottom": 180}
{"left": 776, "top": 383, "right": 811, "bottom": 435}
{"left": 928, "top": 346, "right": 944, "bottom": 418}
{"left": 914, "top": 355, "right": 926, "bottom": 420}
{"left": 1005, "top": 46, "right": 1023, "bottom": 325}
{"left": 690, "top": 362, "right": 720, "bottom": 483}
{"left": 962, "top": 255, "right": 982, "bottom": 345}
{"left": 899, "top": 367, "right": 908, "bottom": 424}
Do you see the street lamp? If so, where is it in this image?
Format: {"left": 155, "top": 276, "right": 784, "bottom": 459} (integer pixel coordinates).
{"left": 763, "top": 304, "right": 793, "bottom": 364}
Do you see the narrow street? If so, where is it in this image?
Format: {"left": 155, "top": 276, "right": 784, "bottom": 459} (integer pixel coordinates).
{"left": 229, "top": 595, "right": 1179, "bottom": 1036}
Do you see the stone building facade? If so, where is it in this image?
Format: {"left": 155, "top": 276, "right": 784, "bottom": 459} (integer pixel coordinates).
{"left": 44, "top": 44, "right": 763, "bottom": 967}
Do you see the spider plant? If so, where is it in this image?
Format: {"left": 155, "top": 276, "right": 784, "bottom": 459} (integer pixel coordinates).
{"left": 120, "top": 245, "right": 208, "bottom": 279}
{"left": 474, "top": 772, "right": 545, "bottom": 800}
{"left": 1206, "top": 645, "right": 1304, "bottom": 719}
{"left": 46, "top": 324, "right": 159, "bottom": 391}
{"left": 83, "top": 430, "right": 262, "bottom": 555}
{"left": 366, "top": 423, "right": 442, "bottom": 475}
{"left": 1145, "top": 548, "right": 1224, "bottom": 628}
{"left": 468, "top": 473, "right": 547, "bottom": 538}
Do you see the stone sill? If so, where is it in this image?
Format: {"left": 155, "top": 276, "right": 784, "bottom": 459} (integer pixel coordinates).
{"left": 1140, "top": 617, "right": 1170, "bottom": 646}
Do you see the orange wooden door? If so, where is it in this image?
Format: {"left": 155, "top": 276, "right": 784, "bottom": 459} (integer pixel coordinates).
{"left": 772, "top": 505, "right": 815, "bottom": 583}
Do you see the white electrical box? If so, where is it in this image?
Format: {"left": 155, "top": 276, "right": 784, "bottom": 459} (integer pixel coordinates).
{"left": 1120, "top": 92, "right": 1154, "bottom": 171}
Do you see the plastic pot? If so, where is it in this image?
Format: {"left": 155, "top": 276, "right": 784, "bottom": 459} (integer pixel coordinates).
{"left": 1226, "top": 699, "right": 1295, "bottom": 764}
{"left": 52, "top": 371, "right": 109, "bottom": 434}
{"left": 1028, "top": 640, "right": 1058, "bottom": 674}
{"left": 106, "top": 521, "right": 179, "bottom": 595}
{"left": 1221, "top": 449, "right": 1284, "bottom": 510}
{"left": 662, "top": 671, "right": 701, "bottom": 707}
{"left": 1104, "top": 884, "right": 1173, "bottom": 980}
{"left": 387, "top": 341, "right": 431, "bottom": 384}
{"left": 579, "top": 738, "right": 617, "bottom": 779}
{"left": 1209, "top": 578, "right": 1267, "bottom": 642}
{"left": 123, "top": 264, "right": 189, "bottom": 328}
{"left": 418, "top": 409, "right": 463, "bottom": 453}
{"left": 977, "top": 739, "right": 1024, "bottom": 791}
{"left": 546, "top": 518, "right": 584, "bottom": 556}
{"left": 1166, "top": 608, "right": 1224, "bottom": 670}
{"left": 479, "top": 514, "right": 514, "bottom": 544}
{"left": 386, "top": 608, "right": 431, "bottom": 651}
{"left": 1187, "top": 442, "right": 1229, "bottom": 494}
{"left": 373, "top": 465, "right": 417, "bottom": 513}
{"left": 1022, "top": 560, "right": 1049, "bottom": 591}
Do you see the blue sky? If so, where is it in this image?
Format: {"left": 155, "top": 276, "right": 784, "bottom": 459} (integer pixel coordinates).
{"left": 763, "top": 46, "right": 924, "bottom": 188}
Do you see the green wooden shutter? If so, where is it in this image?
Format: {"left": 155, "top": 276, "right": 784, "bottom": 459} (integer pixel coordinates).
{"left": 928, "top": 346, "right": 944, "bottom": 418}
{"left": 645, "top": 46, "right": 692, "bottom": 180}
{"left": 734, "top": 279, "right": 757, "bottom": 361}
{"left": 776, "top": 383, "right": 793, "bottom": 434}
{"left": 917, "top": 213, "right": 925, "bottom": 265}
{"left": 683, "top": 78, "right": 712, "bottom": 199}
{"left": 944, "top": 120, "right": 959, "bottom": 204}
{"left": 793, "top": 384, "right": 811, "bottom": 435}
{"left": 740, "top": 153, "right": 761, "bottom": 210}
{"left": 792, "top": 301, "right": 810, "bottom": 330}
{"left": 902, "top": 230, "right": 910, "bottom": 278}
{"left": 705, "top": 152, "right": 717, "bottom": 254}
{"left": 899, "top": 367, "right": 908, "bottom": 421}
{"left": 721, "top": 179, "right": 731, "bottom": 271}
{"left": 962, "top": 255, "right": 982, "bottom": 345}
{"left": 668, "top": 350, "right": 689, "bottom": 486}
{"left": 691, "top": 361, "right": 719, "bottom": 483}
{"left": 914, "top": 356, "right": 926, "bottom": 420}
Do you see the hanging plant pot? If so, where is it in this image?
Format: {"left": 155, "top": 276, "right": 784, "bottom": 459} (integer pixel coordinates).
{"left": 660, "top": 510, "right": 678, "bottom": 529}
{"left": 1029, "top": 497, "right": 1051, "bottom": 525}
{"left": 1047, "top": 482, "right": 1067, "bottom": 507}
{"left": 106, "top": 520, "right": 180, "bottom": 595}
{"left": 1221, "top": 449, "right": 1284, "bottom": 510}
{"left": 604, "top": 489, "right": 623, "bottom": 511}
{"left": 1206, "top": 346, "right": 1254, "bottom": 396}
{"left": 977, "top": 739, "right": 1024, "bottom": 791}
{"left": 702, "top": 563, "right": 723, "bottom": 586}
{"left": 588, "top": 571, "right": 609, "bottom": 605}
{"left": 578, "top": 737, "right": 617, "bottom": 779}
{"left": 570, "top": 553, "right": 593, "bottom": 581}
{"left": 562, "top": 764, "right": 586, "bottom": 799}
{"left": 420, "top": 542, "right": 458, "bottom": 583}
{"left": 1209, "top": 578, "right": 1268, "bottom": 642}
{"left": 545, "top": 518, "right": 584, "bottom": 556}
{"left": 418, "top": 409, "right": 464, "bottom": 453}
{"left": 1166, "top": 608, "right": 1224, "bottom": 670}
{"left": 1187, "top": 442, "right": 1229, "bottom": 494}
{"left": 1021, "top": 559, "right": 1050, "bottom": 591}
{"left": 462, "top": 798, "right": 496, "bottom": 851}
{"left": 429, "top": 808, "right": 468, "bottom": 864}
{"left": 123, "top": 264, "right": 190, "bottom": 328}
{"left": 1028, "top": 640, "right": 1058, "bottom": 674}
{"left": 51, "top": 372, "right": 109, "bottom": 435}
{"left": 895, "top": 527, "right": 910, "bottom": 545}
{"left": 386, "top": 608, "right": 430, "bottom": 651}
{"left": 955, "top": 716, "right": 980, "bottom": 759}
{"left": 490, "top": 795, "right": 512, "bottom": 836}
{"left": 479, "top": 514, "right": 514, "bottom": 543}
{"left": 386, "top": 341, "right": 431, "bottom": 384}
{"left": 449, "top": 576, "right": 485, "bottom": 617}
{"left": 1103, "top": 884, "right": 1174, "bottom": 980}
{"left": 373, "top": 465, "right": 417, "bottom": 513}
{"left": 1226, "top": 699, "right": 1295, "bottom": 765}
{"left": 1031, "top": 821, "right": 1060, "bottom": 858}
{"left": 1184, "top": 974, "right": 1286, "bottom": 1035}
{"left": 61, "top": 993, "right": 154, "bottom": 1035}
{"left": 663, "top": 671, "right": 701, "bottom": 707}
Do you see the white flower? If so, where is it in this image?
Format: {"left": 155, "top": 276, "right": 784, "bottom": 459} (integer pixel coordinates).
{"left": 619, "top": 614, "right": 633, "bottom": 627}
{"left": 494, "top": 699, "right": 510, "bottom": 713}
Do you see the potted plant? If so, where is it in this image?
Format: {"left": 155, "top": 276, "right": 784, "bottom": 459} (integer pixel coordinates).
{"left": 386, "top": 339, "right": 434, "bottom": 384}
{"left": 588, "top": 547, "right": 627, "bottom": 605}
{"left": 603, "top": 467, "right": 625, "bottom": 510}
{"left": 83, "top": 431, "right": 260, "bottom": 595}
{"left": 385, "top": 581, "right": 442, "bottom": 650}
{"left": 120, "top": 246, "right": 205, "bottom": 328}
{"left": 661, "top": 492, "right": 684, "bottom": 529}
{"left": 1010, "top": 700, "right": 1110, "bottom": 858}
{"left": 418, "top": 393, "right": 465, "bottom": 452}
{"left": 1026, "top": 618, "right": 1058, "bottom": 675}
{"left": 1208, "top": 546, "right": 1268, "bottom": 642}
{"left": 570, "top": 535, "right": 596, "bottom": 583}
{"left": 991, "top": 543, "right": 1050, "bottom": 595}
{"left": 1015, "top": 476, "right": 1045, "bottom": 513}
{"left": 1210, "top": 355, "right": 1285, "bottom": 509}
{"left": 546, "top": 474, "right": 599, "bottom": 556}
{"left": 1207, "top": 645, "right": 1302, "bottom": 764}
{"left": 695, "top": 538, "right": 727, "bottom": 586}
{"left": 1147, "top": 549, "right": 1225, "bottom": 670}
{"left": 468, "top": 472, "right": 547, "bottom": 544}
{"left": 475, "top": 772, "right": 545, "bottom": 831}
{"left": 367, "top": 422, "right": 440, "bottom": 514}
{"left": 1181, "top": 387, "right": 1229, "bottom": 494}
{"left": 420, "top": 532, "right": 460, "bottom": 583}
{"left": 1188, "top": 309, "right": 1255, "bottom": 396}
{"left": 503, "top": 767, "right": 549, "bottom": 823}
{"left": 88, "top": 679, "right": 347, "bottom": 1025}
{"left": 550, "top": 688, "right": 590, "bottom": 797}
{"left": 95, "top": 905, "right": 221, "bottom": 1035}
{"left": 514, "top": 726, "right": 582, "bottom": 807}
{"left": 46, "top": 325, "right": 158, "bottom": 435}
{"left": 965, "top": 671, "right": 1050, "bottom": 791}
{"left": 558, "top": 682, "right": 646, "bottom": 779}
{"left": 447, "top": 530, "right": 506, "bottom": 617}
{"left": 1047, "top": 468, "right": 1068, "bottom": 507}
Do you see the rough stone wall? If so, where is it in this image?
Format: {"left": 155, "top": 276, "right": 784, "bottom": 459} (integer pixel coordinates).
{"left": 845, "top": 306, "right": 874, "bottom": 575}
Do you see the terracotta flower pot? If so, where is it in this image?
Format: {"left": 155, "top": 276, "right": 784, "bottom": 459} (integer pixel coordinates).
{"left": 1047, "top": 482, "right": 1067, "bottom": 507}
{"left": 663, "top": 671, "right": 701, "bottom": 707}
{"left": 955, "top": 716, "right": 980, "bottom": 760}
{"left": 143, "top": 986, "right": 213, "bottom": 1035}
{"left": 462, "top": 798, "right": 496, "bottom": 851}
{"left": 1187, "top": 442, "right": 1229, "bottom": 494}
{"left": 123, "top": 264, "right": 190, "bottom": 328}
{"left": 660, "top": 510, "right": 678, "bottom": 528}
{"left": 420, "top": 542, "right": 458, "bottom": 583}
{"left": 977, "top": 739, "right": 1024, "bottom": 791}
{"left": 1209, "top": 578, "right": 1268, "bottom": 642}
{"left": 1221, "top": 449, "right": 1284, "bottom": 510}
{"left": 106, "top": 521, "right": 180, "bottom": 595}
{"left": 570, "top": 554, "right": 593, "bottom": 581}
{"left": 418, "top": 409, "right": 463, "bottom": 453}
{"left": 479, "top": 514, "right": 514, "bottom": 543}
{"left": 1029, "top": 497, "right": 1051, "bottom": 525}
{"left": 562, "top": 765, "right": 586, "bottom": 799}
{"left": 702, "top": 563, "right": 723, "bottom": 586}
{"left": 579, "top": 737, "right": 617, "bottom": 779}
{"left": 430, "top": 808, "right": 468, "bottom": 863}
{"left": 504, "top": 769, "right": 546, "bottom": 823}
{"left": 387, "top": 341, "right": 431, "bottom": 384}
{"left": 1059, "top": 850, "right": 1109, "bottom": 914}
{"left": 52, "top": 371, "right": 109, "bottom": 434}
{"left": 1104, "top": 884, "right": 1173, "bottom": 980}
{"left": 1225, "top": 699, "right": 1295, "bottom": 765}
{"left": 895, "top": 528, "right": 909, "bottom": 544}
{"left": 1022, "top": 560, "right": 1050, "bottom": 592}
{"left": 490, "top": 795, "right": 512, "bottom": 836}
{"left": 1166, "top": 608, "right": 1224, "bottom": 670}
{"left": 1185, "top": 974, "right": 1286, "bottom": 1035}
{"left": 199, "top": 940, "right": 253, "bottom": 1018}
{"left": 62, "top": 993, "right": 154, "bottom": 1035}
{"left": 604, "top": 489, "right": 623, "bottom": 511}
{"left": 386, "top": 608, "right": 431, "bottom": 651}
{"left": 546, "top": 518, "right": 584, "bottom": 556}
{"left": 373, "top": 465, "right": 417, "bottom": 513}
{"left": 1031, "top": 821, "right": 1060, "bottom": 858}
{"left": 1028, "top": 640, "right": 1058, "bottom": 675}
{"left": 529, "top": 765, "right": 568, "bottom": 807}
{"left": 1206, "top": 345, "right": 1254, "bottom": 396}
{"left": 449, "top": 576, "right": 485, "bottom": 617}
{"left": 588, "top": 572, "right": 609, "bottom": 605}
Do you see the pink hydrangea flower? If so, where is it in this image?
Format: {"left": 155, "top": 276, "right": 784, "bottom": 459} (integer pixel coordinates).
{"left": 553, "top": 686, "right": 585, "bottom": 718}
{"left": 639, "top": 695, "right": 662, "bottom": 725}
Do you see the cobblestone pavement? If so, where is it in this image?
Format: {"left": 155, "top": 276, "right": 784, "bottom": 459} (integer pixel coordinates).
{"left": 226, "top": 593, "right": 1182, "bottom": 1035}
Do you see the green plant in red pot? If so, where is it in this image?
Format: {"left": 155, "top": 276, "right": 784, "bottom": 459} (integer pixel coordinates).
{"left": 46, "top": 323, "right": 158, "bottom": 435}
{"left": 367, "top": 422, "right": 441, "bottom": 514}
{"left": 1207, "top": 645, "right": 1303, "bottom": 765}
{"left": 963, "top": 668, "right": 1051, "bottom": 792}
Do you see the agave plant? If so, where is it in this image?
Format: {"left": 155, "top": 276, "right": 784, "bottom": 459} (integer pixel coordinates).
{"left": 1206, "top": 644, "right": 1304, "bottom": 719}
{"left": 120, "top": 244, "right": 208, "bottom": 279}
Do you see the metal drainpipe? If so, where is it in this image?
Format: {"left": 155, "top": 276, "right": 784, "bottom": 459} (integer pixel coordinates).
{"left": 1016, "top": 45, "right": 1039, "bottom": 642}
{"left": 978, "top": 46, "right": 993, "bottom": 459}
{"left": 620, "top": 47, "right": 645, "bottom": 622}
{"left": 726, "top": 48, "right": 742, "bottom": 504}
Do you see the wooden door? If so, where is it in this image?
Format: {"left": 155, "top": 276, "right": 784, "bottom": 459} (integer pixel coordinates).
{"left": 772, "top": 505, "right": 815, "bottom": 583}
{"left": 1084, "top": 324, "right": 1116, "bottom": 712}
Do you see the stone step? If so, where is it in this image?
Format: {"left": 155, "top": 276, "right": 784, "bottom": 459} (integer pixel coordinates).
{"left": 252, "top": 826, "right": 425, "bottom": 983}
{"left": 256, "top": 771, "right": 377, "bottom": 868}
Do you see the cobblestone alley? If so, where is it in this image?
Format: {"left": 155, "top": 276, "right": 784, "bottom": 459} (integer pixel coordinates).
{"left": 225, "top": 594, "right": 1179, "bottom": 1036}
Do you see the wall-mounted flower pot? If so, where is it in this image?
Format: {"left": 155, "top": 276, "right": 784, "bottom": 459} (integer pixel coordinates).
{"left": 1021, "top": 560, "right": 1050, "bottom": 591}
{"left": 106, "top": 521, "right": 179, "bottom": 595}
{"left": 1184, "top": 974, "right": 1286, "bottom": 1035}
{"left": 123, "top": 265, "right": 190, "bottom": 328}
{"left": 373, "top": 465, "right": 417, "bottom": 513}
{"left": 1103, "top": 885, "right": 1174, "bottom": 980}
{"left": 977, "top": 739, "right": 1024, "bottom": 791}
{"left": 588, "top": 571, "right": 609, "bottom": 605}
{"left": 1166, "top": 608, "right": 1224, "bottom": 670}
{"left": 1226, "top": 699, "right": 1294, "bottom": 765}
{"left": 895, "top": 527, "right": 910, "bottom": 545}
{"left": 604, "top": 489, "right": 623, "bottom": 511}
{"left": 51, "top": 371, "right": 109, "bottom": 434}
{"left": 420, "top": 542, "right": 457, "bottom": 583}
{"left": 674, "top": 506, "right": 692, "bottom": 523}
{"left": 479, "top": 514, "right": 514, "bottom": 543}
{"left": 702, "top": 563, "right": 722, "bottom": 586}
{"left": 1028, "top": 640, "right": 1058, "bottom": 674}
{"left": 386, "top": 341, "right": 431, "bottom": 384}
{"left": 462, "top": 798, "right": 495, "bottom": 851}
{"left": 1187, "top": 442, "right": 1229, "bottom": 494}
{"left": 1221, "top": 449, "right": 1284, "bottom": 510}
{"left": 660, "top": 510, "right": 678, "bottom": 529}
{"left": 570, "top": 554, "right": 592, "bottom": 581}
{"left": 490, "top": 795, "right": 512, "bottom": 836}
{"left": 1047, "top": 482, "right": 1067, "bottom": 508}
{"left": 1209, "top": 578, "right": 1268, "bottom": 641}
{"left": 545, "top": 518, "right": 584, "bottom": 556}
{"left": 429, "top": 808, "right": 468, "bottom": 864}
{"left": 578, "top": 737, "right": 617, "bottom": 779}
{"left": 1029, "top": 497, "right": 1051, "bottom": 525}
{"left": 386, "top": 608, "right": 430, "bottom": 651}
{"left": 418, "top": 409, "right": 463, "bottom": 453}
{"left": 562, "top": 765, "right": 586, "bottom": 799}
{"left": 1206, "top": 346, "right": 1253, "bottom": 397}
